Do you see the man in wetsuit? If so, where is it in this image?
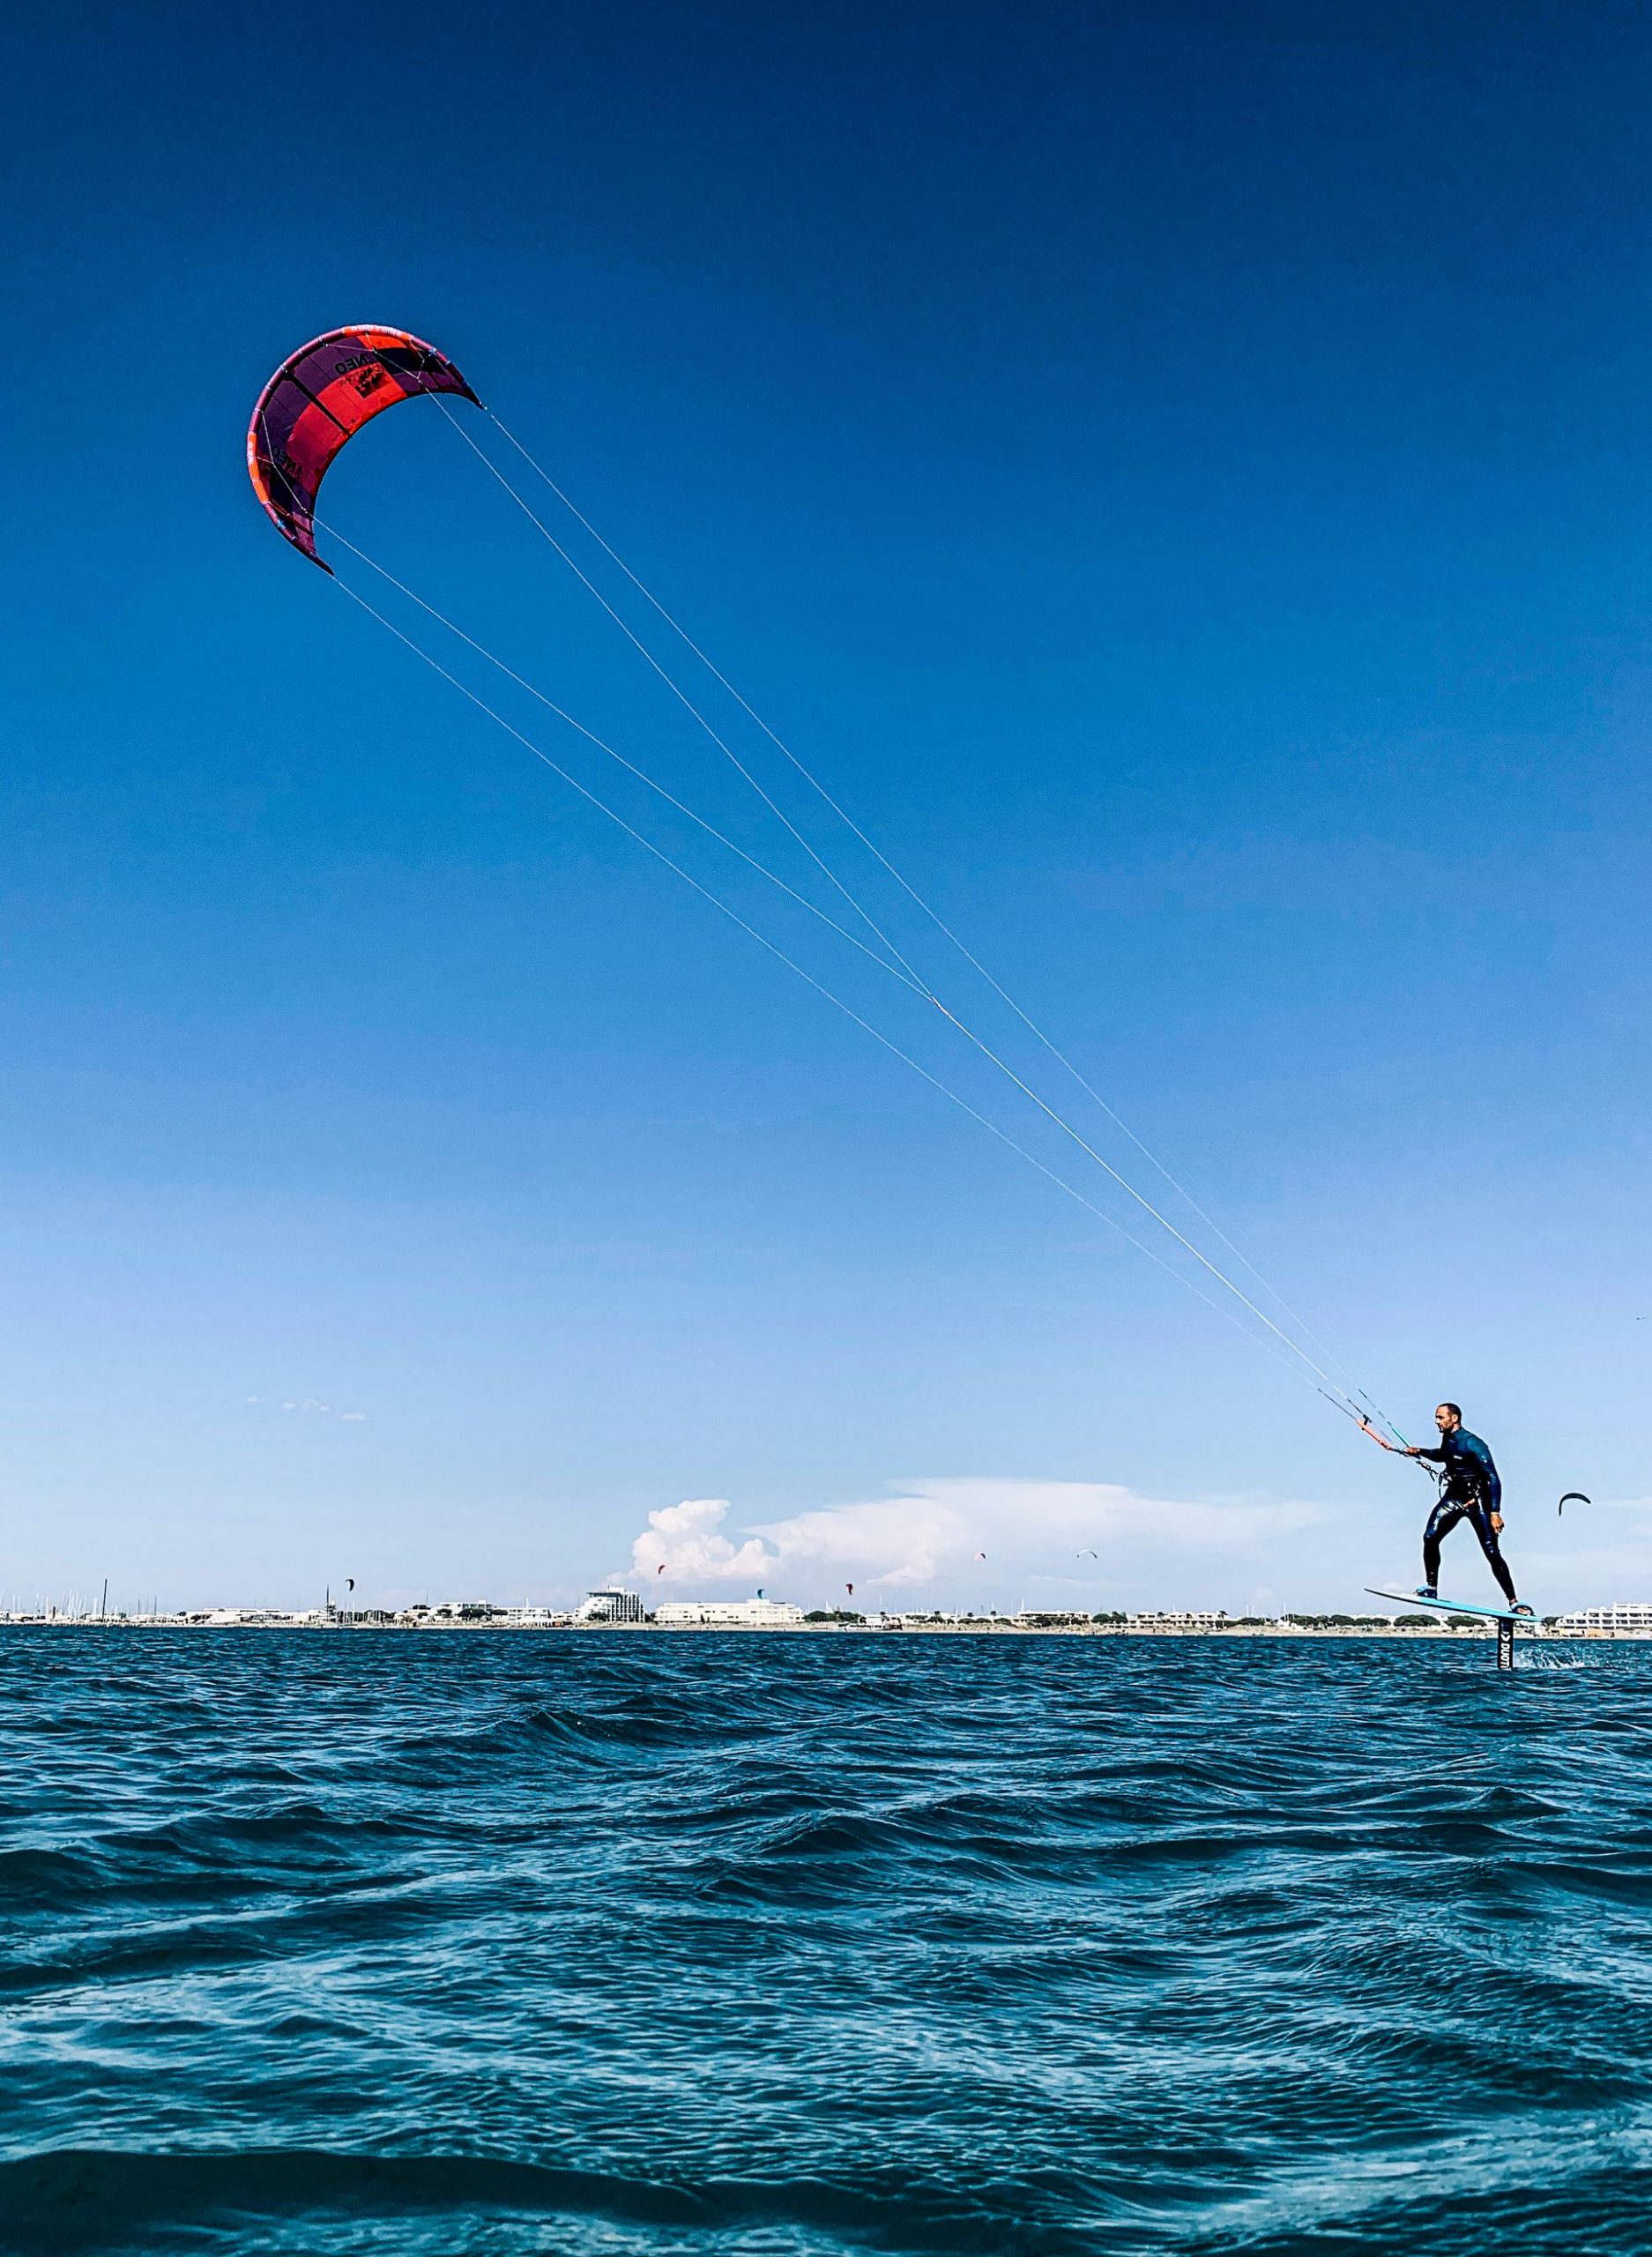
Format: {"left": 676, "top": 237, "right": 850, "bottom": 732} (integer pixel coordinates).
{"left": 1362, "top": 1403, "right": 1529, "bottom": 1613}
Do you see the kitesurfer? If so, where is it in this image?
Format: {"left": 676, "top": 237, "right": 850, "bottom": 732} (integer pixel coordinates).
{"left": 1362, "top": 1404, "right": 1530, "bottom": 1613}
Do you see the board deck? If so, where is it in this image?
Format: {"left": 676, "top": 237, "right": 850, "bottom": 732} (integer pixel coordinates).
{"left": 1365, "top": 1586, "right": 1538, "bottom": 1627}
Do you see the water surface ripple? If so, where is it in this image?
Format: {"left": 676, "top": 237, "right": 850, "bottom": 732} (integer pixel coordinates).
{"left": 3, "top": 1629, "right": 1649, "bottom": 2253}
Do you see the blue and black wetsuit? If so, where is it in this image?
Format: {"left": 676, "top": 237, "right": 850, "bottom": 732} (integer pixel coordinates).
{"left": 1417, "top": 1427, "right": 1516, "bottom": 1604}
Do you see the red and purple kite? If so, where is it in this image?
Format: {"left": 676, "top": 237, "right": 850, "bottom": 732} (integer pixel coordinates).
{"left": 247, "top": 325, "right": 479, "bottom": 571}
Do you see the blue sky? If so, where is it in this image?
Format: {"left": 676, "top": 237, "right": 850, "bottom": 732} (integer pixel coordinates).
{"left": 4, "top": 1, "right": 1650, "bottom": 1613}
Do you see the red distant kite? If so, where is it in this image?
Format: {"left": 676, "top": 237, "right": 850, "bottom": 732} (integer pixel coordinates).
{"left": 248, "top": 326, "right": 479, "bottom": 571}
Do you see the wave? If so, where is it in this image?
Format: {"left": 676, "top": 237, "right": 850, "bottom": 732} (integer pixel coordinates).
{"left": 0, "top": 2147, "right": 1098, "bottom": 2256}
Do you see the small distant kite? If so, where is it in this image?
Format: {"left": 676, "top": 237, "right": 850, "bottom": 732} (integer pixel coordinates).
{"left": 845, "top": 1583, "right": 854, "bottom": 1597}
{"left": 975, "top": 1551, "right": 987, "bottom": 1561}
{"left": 248, "top": 326, "right": 479, "bottom": 571}
{"left": 1559, "top": 1492, "right": 1591, "bottom": 1517}
{"left": 657, "top": 1562, "right": 666, "bottom": 1575}
{"left": 1076, "top": 1549, "right": 1098, "bottom": 1559}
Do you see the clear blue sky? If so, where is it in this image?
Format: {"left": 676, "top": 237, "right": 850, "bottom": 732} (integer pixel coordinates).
{"left": 4, "top": 1, "right": 1650, "bottom": 1613}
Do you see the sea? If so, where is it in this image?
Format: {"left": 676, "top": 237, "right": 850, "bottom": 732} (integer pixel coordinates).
{"left": 3, "top": 1628, "right": 1651, "bottom": 2256}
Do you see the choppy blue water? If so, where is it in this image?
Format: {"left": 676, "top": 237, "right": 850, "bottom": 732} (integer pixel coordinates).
{"left": 3, "top": 1629, "right": 1651, "bottom": 2255}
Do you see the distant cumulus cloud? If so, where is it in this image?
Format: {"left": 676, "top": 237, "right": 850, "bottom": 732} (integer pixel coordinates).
{"left": 630, "top": 1497, "right": 773, "bottom": 1585}
{"left": 630, "top": 1479, "right": 1330, "bottom": 1596}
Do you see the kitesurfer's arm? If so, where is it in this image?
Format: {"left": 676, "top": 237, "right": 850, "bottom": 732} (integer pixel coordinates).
{"left": 1458, "top": 1432, "right": 1503, "bottom": 1521}
{"left": 1359, "top": 1420, "right": 1441, "bottom": 1463}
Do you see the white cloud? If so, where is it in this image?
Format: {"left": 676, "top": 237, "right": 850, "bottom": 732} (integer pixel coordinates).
{"left": 258, "top": 1396, "right": 365, "bottom": 1421}
{"left": 629, "top": 1479, "right": 1330, "bottom": 1598}
{"left": 629, "top": 1496, "right": 774, "bottom": 1585}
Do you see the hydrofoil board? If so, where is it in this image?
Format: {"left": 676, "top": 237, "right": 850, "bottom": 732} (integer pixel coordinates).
{"left": 1366, "top": 1587, "right": 1538, "bottom": 1627}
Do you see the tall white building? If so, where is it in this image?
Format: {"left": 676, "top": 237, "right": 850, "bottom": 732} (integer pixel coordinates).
{"left": 576, "top": 1589, "right": 646, "bottom": 1623}
{"left": 654, "top": 1598, "right": 805, "bottom": 1628}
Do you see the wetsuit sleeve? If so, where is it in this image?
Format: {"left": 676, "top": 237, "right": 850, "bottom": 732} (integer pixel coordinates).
{"left": 1477, "top": 1445, "right": 1502, "bottom": 1514}
{"left": 1414, "top": 1447, "right": 1447, "bottom": 1465}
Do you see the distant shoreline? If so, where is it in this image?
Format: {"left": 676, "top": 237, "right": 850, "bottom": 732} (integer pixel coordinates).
{"left": 0, "top": 1618, "right": 1619, "bottom": 1640}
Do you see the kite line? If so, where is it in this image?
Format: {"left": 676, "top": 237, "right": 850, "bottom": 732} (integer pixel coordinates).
{"left": 247, "top": 324, "right": 1404, "bottom": 1437}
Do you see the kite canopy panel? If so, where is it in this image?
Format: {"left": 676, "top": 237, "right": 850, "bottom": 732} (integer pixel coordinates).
{"left": 247, "top": 325, "right": 479, "bottom": 570}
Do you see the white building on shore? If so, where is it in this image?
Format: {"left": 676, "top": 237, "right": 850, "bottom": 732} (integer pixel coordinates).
{"left": 1126, "top": 1610, "right": 1229, "bottom": 1632}
{"left": 575, "top": 1589, "right": 647, "bottom": 1623}
{"left": 654, "top": 1598, "right": 805, "bottom": 1628}
{"left": 1554, "top": 1604, "right": 1652, "bottom": 1635}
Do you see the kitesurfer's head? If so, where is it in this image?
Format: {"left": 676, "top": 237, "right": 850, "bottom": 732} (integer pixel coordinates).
{"left": 1435, "top": 1403, "right": 1462, "bottom": 1434}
